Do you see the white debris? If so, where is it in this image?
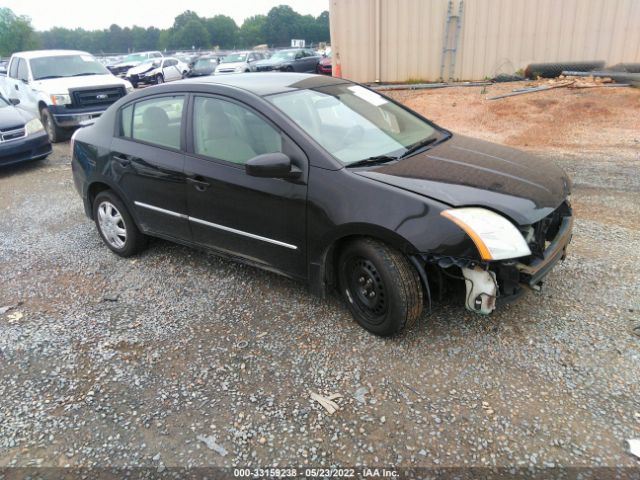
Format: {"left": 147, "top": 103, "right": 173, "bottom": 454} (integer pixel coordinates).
{"left": 197, "top": 434, "right": 228, "bottom": 456}
{"left": 0, "top": 305, "right": 15, "bottom": 314}
{"left": 7, "top": 311, "right": 23, "bottom": 323}
{"left": 309, "top": 391, "right": 342, "bottom": 415}
{"left": 353, "top": 386, "right": 369, "bottom": 404}
{"left": 628, "top": 439, "right": 640, "bottom": 459}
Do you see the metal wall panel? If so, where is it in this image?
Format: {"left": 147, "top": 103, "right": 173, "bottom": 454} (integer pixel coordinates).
{"left": 329, "top": 0, "right": 640, "bottom": 82}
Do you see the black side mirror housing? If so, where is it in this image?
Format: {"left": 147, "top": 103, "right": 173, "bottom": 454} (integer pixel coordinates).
{"left": 245, "top": 153, "right": 301, "bottom": 179}
{"left": 9, "top": 98, "right": 20, "bottom": 105}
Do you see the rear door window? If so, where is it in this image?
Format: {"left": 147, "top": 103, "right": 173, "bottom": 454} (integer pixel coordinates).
{"left": 120, "top": 95, "right": 185, "bottom": 150}
{"left": 17, "top": 59, "right": 29, "bottom": 81}
{"left": 8, "top": 58, "right": 19, "bottom": 78}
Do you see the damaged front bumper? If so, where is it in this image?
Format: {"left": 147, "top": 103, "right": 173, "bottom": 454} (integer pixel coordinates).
{"left": 415, "top": 212, "right": 574, "bottom": 314}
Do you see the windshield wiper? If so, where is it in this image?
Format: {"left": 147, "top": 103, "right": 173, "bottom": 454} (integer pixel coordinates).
{"left": 70, "top": 72, "right": 99, "bottom": 77}
{"left": 345, "top": 155, "right": 399, "bottom": 169}
{"left": 399, "top": 136, "right": 439, "bottom": 159}
{"left": 35, "top": 75, "right": 64, "bottom": 80}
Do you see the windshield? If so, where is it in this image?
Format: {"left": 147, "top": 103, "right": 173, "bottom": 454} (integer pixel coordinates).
{"left": 123, "top": 54, "right": 147, "bottom": 62}
{"left": 31, "top": 55, "right": 109, "bottom": 80}
{"left": 268, "top": 84, "right": 438, "bottom": 164}
{"left": 221, "top": 53, "right": 247, "bottom": 63}
{"left": 271, "top": 51, "right": 296, "bottom": 61}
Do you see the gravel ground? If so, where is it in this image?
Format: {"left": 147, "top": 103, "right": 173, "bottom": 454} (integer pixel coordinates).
{"left": 1, "top": 117, "right": 639, "bottom": 475}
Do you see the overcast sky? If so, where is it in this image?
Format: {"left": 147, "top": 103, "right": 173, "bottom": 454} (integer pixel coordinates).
{"left": 4, "top": 0, "right": 330, "bottom": 31}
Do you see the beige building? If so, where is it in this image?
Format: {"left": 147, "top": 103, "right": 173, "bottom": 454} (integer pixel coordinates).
{"left": 329, "top": 0, "right": 640, "bottom": 83}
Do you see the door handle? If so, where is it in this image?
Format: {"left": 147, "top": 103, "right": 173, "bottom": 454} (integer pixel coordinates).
{"left": 113, "top": 155, "right": 131, "bottom": 167}
{"left": 187, "top": 176, "right": 211, "bottom": 192}
{"left": 14, "top": 84, "right": 19, "bottom": 90}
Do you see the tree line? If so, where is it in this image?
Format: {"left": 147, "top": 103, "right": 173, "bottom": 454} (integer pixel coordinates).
{"left": 0, "top": 5, "right": 330, "bottom": 57}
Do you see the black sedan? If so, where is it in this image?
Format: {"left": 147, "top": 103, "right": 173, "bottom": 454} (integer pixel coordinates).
{"left": 0, "top": 96, "right": 51, "bottom": 167}
{"left": 254, "top": 49, "right": 321, "bottom": 73}
{"left": 71, "top": 73, "right": 572, "bottom": 336}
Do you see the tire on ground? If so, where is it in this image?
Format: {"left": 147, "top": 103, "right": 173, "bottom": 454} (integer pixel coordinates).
{"left": 93, "top": 190, "right": 148, "bottom": 257}
{"left": 338, "top": 237, "right": 423, "bottom": 336}
{"left": 40, "top": 107, "right": 68, "bottom": 143}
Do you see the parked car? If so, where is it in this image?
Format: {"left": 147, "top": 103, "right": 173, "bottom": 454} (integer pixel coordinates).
{"left": 126, "top": 57, "right": 189, "bottom": 87}
{"left": 254, "top": 49, "right": 321, "bottom": 73}
{"left": 0, "top": 94, "right": 51, "bottom": 167}
{"left": 316, "top": 52, "right": 332, "bottom": 75}
{"left": 214, "top": 51, "right": 266, "bottom": 74}
{"left": 71, "top": 73, "right": 573, "bottom": 336}
{"left": 0, "top": 50, "right": 134, "bottom": 143}
{"left": 107, "top": 51, "right": 163, "bottom": 78}
{"left": 187, "top": 56, "right": 220, "bottom": 77}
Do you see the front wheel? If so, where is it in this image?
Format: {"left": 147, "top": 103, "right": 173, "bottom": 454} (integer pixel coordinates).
{"left": 93, "top": 190, "right": 148, "bottom": 257}
{"left": 156, "top": 74, "right": 164, "bottom": 84}
{"left": 40, "top": 107, "right": 67, "bottom": 143}
{"left": 338, "top": 238, "right": 423, "bottom": 336}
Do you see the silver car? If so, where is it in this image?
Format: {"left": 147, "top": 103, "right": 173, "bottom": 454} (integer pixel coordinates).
{"left": 214, "top": 51, "right": 266, "bottom": 75}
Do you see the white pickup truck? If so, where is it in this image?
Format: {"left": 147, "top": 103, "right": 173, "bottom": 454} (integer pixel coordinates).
{"left": 0, "top": 50, "right": 134, "bottom": 142}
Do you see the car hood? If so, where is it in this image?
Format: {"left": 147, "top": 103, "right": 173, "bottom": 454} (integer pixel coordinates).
{"left": 111, "top": 61, "right": 141, "bottom": 69}
{"left": 31, "top": 74, "right": 129, "bottom": 93}
{"left": 255, "top": 58, "right": 286, "bottom": 67}
{"left": 128, "top": 63, "right": 157, "bottom": 75}
{"left": 0, "top": 104, "right": 34, "bottom": 129}
{"left": 217, "top": 61, "right": 247, "bottom": 70}
{"left": 357, "top": 134, "right": 571, "bottom": 225}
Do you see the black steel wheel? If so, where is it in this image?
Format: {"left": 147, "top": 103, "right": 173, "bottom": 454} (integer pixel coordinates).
{"left": 338, "top": 238, "right": 423, "bottom": 336}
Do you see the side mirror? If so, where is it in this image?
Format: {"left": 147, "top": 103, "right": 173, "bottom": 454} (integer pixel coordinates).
{"left": 245, "top": 153, "right": 301, "bottom": 179}
{"left": 9, "top": 98, "right": 20, "bottom": 105}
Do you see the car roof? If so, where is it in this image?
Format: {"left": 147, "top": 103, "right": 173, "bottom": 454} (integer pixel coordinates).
{"left": 181, "top": 72, "right": 349, "bottom": 96}
{"left": 15, "top": 50, "right": 91, "bottom": 59}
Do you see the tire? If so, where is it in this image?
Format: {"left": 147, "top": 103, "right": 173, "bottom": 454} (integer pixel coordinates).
{"left": 338, "top": 238, "right": 423, "bottom": 336}
{"left": 93, "top": 190, "right": 148, "bottom": 257}
{"left": 40, "top": 107, "right": 67, "bottom": 143}
{"left": 156, "top": 74, "right": 164, "bottom": 84}
{"left": 131, "top": 80, "right": 138, "bottom": 88}
{"left": 285, "top": 66, "right": 294, "bottom": 72}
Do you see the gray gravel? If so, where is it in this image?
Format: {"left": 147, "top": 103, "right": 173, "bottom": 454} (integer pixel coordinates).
{"left": 0, "top": 142, "right": 639, "bottom": 471}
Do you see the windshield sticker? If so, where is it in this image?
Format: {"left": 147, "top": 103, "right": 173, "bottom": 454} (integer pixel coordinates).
{"left": 80, "top": 55, "right": 94, "bottom": 62}
{"left": 348, "top": 86, "right": 387, "bottom": 106}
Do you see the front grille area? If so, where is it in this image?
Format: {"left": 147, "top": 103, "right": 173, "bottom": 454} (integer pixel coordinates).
{"left": 256, "top": 65, "right": 273, "bottom": 72}
{"left": 525, "top": 201, "right": 572, "bottom": 258}
{"left": 0, "top": 126, "right": 26, "bottom": 142}
{"left": 70, "top": 86, "right": 126, "bottom": 108}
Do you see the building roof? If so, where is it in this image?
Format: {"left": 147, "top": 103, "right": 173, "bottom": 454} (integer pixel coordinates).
{"left": 181, "top": 72, "right": 348, "bottom": 96}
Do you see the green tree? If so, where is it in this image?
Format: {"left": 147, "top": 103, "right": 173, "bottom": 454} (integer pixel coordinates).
{"left": 264, "top": 5, "right": 302, "bottom": 47}
{"left": 171, "top": 19, "right": 209, "bottom": 49}
{"left": 0, "top": 7, "right": 39, "bottom": 56}
{"left": 205, "top": 15, "right": 238, "bottom": 49}
{"left": 238, "top": 15, "right": 267, "bottom": 48}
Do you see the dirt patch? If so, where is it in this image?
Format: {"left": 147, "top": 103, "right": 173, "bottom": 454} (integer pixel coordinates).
{"left": 387, "top": 84, "right": 640, "bottom": 153}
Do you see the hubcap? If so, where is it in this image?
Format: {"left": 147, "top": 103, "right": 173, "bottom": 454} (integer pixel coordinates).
{"left": 97, "top": 201, "right": 127, "bottom": 249}
{"left": 347, "top": 257, "right": 387, "bottom": 322}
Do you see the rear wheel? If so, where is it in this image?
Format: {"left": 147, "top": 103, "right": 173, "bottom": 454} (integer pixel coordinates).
{"left": 93, "top": 190, "right": 148, "bottom": 257}
{"left": 40, "top": 107, "right": 67, "bottom": 143}
{"left": 338, "top": 238, "right": 423, "bottom": 336}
